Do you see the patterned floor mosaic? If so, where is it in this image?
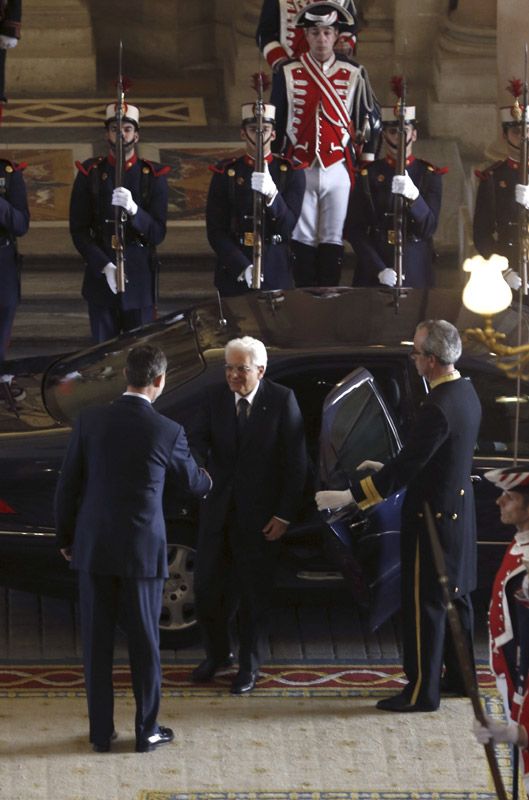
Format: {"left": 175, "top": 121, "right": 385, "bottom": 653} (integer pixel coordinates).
{"left": 1, "top": 98, "right": 207, "bottom": 127}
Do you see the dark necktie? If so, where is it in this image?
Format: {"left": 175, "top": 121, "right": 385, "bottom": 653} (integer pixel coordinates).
{"left": 237, "top": 397, "right": 249, "bottom": 437}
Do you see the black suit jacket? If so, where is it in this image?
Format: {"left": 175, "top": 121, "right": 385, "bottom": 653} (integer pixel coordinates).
{"left": 188, "top": 379, "right": 307, "bottom": 549}
{"left": 54, "top": 394, "right": 210, "bottom": 578}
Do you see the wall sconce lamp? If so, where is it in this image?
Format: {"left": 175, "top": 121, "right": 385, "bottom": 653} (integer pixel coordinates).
{"left": 462, "top": 254, "right": 529, "bottom": 379}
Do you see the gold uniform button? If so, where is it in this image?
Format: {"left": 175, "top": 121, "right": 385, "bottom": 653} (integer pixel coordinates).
{"left": 142, "top": 166, "right": 150, "bottom": 174}
{"left": 499, "top": 180, "right": 507, "bottom": 188}
{"left": 280, "top": 164, "right": 288, "bottom": 172}
{"left": 377, "top": 174, "right": 385, "bottom": 182}
{"left": 5, "top": 165, "right": 13, "bottom": 173}
{"left": 417, "top": 512, "right": 423, "bottom": 518}
{"left": 435, "top": 512, "right": 442, "bottom": 519}
{"left": 451, "top": 513, "right": 458, "bottom": 520}
{"left": 460, "top": 489, "right": 465, "bottom": 496}
{"left": 236, "top": 176, "right": 245, "bottom": 185}
{"left": 360, "top": 168, "right": 368, "bottom": 176}
{"left": 101, "top": 172, "right": 108, "bottom": 181}
{"left": 227, "top": 168, "right": 236, "bottom": 177}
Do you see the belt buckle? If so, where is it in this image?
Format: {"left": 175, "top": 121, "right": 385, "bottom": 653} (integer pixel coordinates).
{"left": 387, "top": 230, "right": 396, "bottom": 245}
{"left": 243, "top": 232, "right": 254, "bottom": 247}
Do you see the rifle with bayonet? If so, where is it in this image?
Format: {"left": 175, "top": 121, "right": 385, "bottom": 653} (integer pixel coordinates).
{"left": 393, "top": 77, "right": 407, "bottom": 297}
{"left": 251, "top": 72, "right": 266, "bottom": 290}
{"left": 518, "top": 46, "right": 529, "bottom": 296}
{"left": 112, "top": 40, "right": 126, "bottom": 294}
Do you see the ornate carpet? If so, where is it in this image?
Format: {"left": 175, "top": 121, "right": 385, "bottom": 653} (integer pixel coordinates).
{"left": 0, "top": 662, "right": 518, "bottom": 800}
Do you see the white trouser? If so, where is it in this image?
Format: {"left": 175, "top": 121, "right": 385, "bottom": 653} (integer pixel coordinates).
{"left": 292, "top": 160, "right": 350, "bottom": 247}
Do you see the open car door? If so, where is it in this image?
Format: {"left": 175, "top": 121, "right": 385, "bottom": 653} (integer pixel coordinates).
{"left": 318, "top": 367, "right": 405, "bottom": 631}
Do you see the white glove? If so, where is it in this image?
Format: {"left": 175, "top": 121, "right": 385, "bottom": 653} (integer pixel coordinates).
{"left": 504, "top": 268, "right": 522, "bottom": 290}
{"left": 472, "top": 716, "right": 520, "bottom": 746}
{"left": 378, "top": 268, "right": 397, "bottom": 287}
{"left": 0, "top": 35, "right": 18, "bottom": 49}
{"left": 112, "top": 187, "right": 138, "bottom": 216}
{"left": 315, "top": 489, "right": 354, "bottom": 511}
{"left": 237, "top": 264, "right": 263, "bottom": 288}
{"left": 102, "top": 262, "right": 118, "bottom": 294}
{"left": 357, "top": 460, "right": 383, "bottom": 472}
{"left": 392, "top": 172, "right": 419, "bottom": 202}
{"left": 251, "top": 165, "right": 278, "bottom": 204}
{"left": 515, "top": 183, "right": 529, "bottom": 210}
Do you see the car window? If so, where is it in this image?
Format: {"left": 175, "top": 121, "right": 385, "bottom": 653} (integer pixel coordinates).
{"left": 325, "top": 377, "right": 400, "bottom": 481}
{"left": 460, "top": 362, "right": 529, "bottom": 457}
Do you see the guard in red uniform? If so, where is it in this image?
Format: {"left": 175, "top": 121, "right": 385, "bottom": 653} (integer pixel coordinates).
{"left": 256, "top": 0, "right": 357, "bottom": 71}
{"left": 271, "top": 0, "right": 380, "bottom": 286}
{"left": 473, "top": 468, "right": 529, "bottom": 797}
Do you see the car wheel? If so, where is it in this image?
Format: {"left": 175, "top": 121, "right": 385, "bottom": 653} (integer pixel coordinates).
{"left": 159, "top": 542, "right": 198, "bottom": 649}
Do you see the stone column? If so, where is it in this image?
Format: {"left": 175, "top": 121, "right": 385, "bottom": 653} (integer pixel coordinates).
{"left": 496, "top": 0, "right": 529, "bottom": 121}
{"left": 429, "top": 0, "right": 497, "bottom": 155}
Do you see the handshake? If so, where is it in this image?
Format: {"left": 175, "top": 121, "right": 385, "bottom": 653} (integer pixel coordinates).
{"left": 315, "top": 460, "right": 383, "bottom": 511}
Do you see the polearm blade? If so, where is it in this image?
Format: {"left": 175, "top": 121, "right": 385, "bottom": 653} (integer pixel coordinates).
{"left": 423, "top": 502, "right": 508, "bottom": 800}
{"left": 113, "top": 39, "right": 126, "bottom": 294}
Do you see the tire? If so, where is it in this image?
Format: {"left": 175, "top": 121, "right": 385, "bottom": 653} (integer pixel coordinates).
{"left": 159, "top": 523, "right": 200, "bottom": 649}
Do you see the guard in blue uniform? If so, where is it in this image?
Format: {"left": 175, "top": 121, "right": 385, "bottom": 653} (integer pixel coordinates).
{"left": 206, "top": 102, "right": 305, "bottom": 296}
{"left": 316, "top": 320, "right": 482, "bottom": 712}
{"left": 0, "top": 156, "right": 29, "bottom": 372}
{"left": 345, "top": 86, "right": 446, "bottom": 288}
{"left": 69, "top": 102, "right": 170, "bottom": 343}
{"left": 0, "top": 0, "right": 22, "bottom": 104}
{"left": 473, "top": 79, "right": 529, "bottom": 292}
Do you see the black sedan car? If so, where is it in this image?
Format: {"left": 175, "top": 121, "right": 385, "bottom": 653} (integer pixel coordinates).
{"left": 0, "top": 287, "right": 527, "bottom": 645}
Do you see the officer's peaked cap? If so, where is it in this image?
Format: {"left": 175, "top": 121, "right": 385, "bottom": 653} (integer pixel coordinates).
{"left": 485, "top": 467, "right": 529, "bottom": 493}
{"left": 105, "top": 102, "right": 140, "bottom": 128}
{"left": 295, "top": 0, "right": 355, "bottom": 28}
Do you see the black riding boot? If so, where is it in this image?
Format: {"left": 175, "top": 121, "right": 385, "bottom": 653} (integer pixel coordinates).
{"left": 317, "top": 243, "right": 344, "bottom": 286}
{"left": 290, "top": 240, "right": 319, "bottom": 287}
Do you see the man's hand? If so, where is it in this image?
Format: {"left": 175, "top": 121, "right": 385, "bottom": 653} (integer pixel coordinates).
{"left": 472, "top": 715, "right": 520, "bottom": 745}
{"left": 102, "top": 262, "right": 118, "bottom": 294}
{"left": 378, "top": 267, "right": 397, "bottom": 287}
{"left": 334, "top": 35, "right": 355, "bottom": 58}
{"left": 60, "top": 547, "right": 72, "bottom": 562}
{"left": 357, "top": 460, "right": 383, "bottom": 472}
{"left": 315, "top": 489, "right": 354, "bottom": 511}
{"left": 392, "top": 173, "right": 419, "bottom": 202}
{"left": 251, "top": 164, "right": 278, "bottom": 204}
{"left": 237, "top": 264, "right": 263, "bottom": 288}
{"left": 504, "top": 268, "right": 522, "bottom": 290}
{"left": 515, "top": 183, "right": 529, "bottom": 209}
{"left": 112, "top": 187, "right": 138, "bottom": 216}
{"left": 0, "top": 35, "right": 18, "bottom": 49}
{"left": 263, "top": 516, "right": 288, "bottom": 541}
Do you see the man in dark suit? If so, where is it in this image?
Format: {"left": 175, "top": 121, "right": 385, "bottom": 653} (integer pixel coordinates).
{"left": 54, "top": 345, "right": 211, "bottom": 753}
{"left": 188, "top": 336, "right": 308, "bottom": 694}
{"left": 316, "top": 319, "right": 482, "bottom": 711}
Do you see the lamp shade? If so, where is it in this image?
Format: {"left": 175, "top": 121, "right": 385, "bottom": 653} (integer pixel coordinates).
{"left": 462, "top": 254, "right": 512, "bottom": 315}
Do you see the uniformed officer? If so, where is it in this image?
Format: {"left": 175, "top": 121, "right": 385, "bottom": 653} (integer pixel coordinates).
{"left": 316, "top": 320, "right": 482, "bottom": 712}
{"left": 206, "top": 102, "right": 305, "bottom": 296}
{"left": 473, "top": 79, "right": 529, "bottom": 292}
{"left": 256, "top": 0, "right": 357, "bottom": 71}
{"left": 473, "top": 470, "right": 529, "bottom": 794}
{"left": 0, "top": 154, "right": 29, "bottom": 391}
{"left": 270, "top": 1, "right": 380, "bottom": 287}
{"left": 69, "top": 103, "right": 170, "bottom": 344}
{"left": 0, "top": 0, "right": 21, "bottom": 105}
{"left": 345, "top": 82, "right": 446, "bottom": 288}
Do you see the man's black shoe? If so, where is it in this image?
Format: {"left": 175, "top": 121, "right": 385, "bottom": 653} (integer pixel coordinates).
{"left": 440, "top": 677, "right": 469, "bottom": 697}
{"left": 135, "top": 725, "right": 174, "bottom": 753}
{"left": 191, "top": 654, "right": 235, "bottom": 683}
{"left": 230, "top": 669, "right": 258, "bottom": 695}
{"left": 91, "top": 730, "right": 117, "bottom": 752}
{"left": 376, "top": 693, "right": 438, "bottom": 712}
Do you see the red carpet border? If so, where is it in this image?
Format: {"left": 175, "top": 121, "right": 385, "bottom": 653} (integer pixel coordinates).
{"left": 0, "top": 663, "right": 497, "bottom": 698}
